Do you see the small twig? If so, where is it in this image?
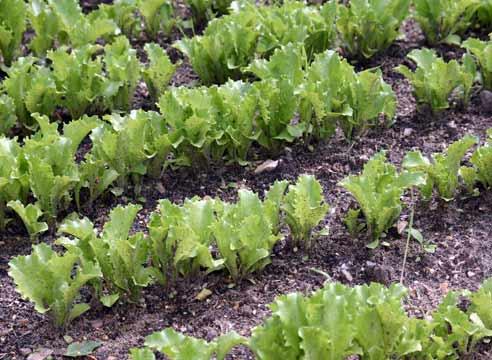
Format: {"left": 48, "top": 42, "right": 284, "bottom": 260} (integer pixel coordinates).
{"left": 309, "top": 267, "right": 332, "bottom": 281}
{"left": 400, "top": 188, "right": 415, "bottom": 285}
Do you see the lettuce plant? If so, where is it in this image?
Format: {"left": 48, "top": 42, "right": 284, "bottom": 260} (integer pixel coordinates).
{"left": 28, "top": 0, "right": 118, "bottom": 56}
{"left": 160, "top": 83, "right": 257, "bottom": 165}
{"left": 131, "top": 328, "right": 245, "bottom": 360}
{"left": 209, "top": 81, "right": 258, "bottom": 163}
{"left": 47, "top": 45, "right": 105, "bottom": 119}
{"left": 96, "top": 0, "right": 139, "bottom": 38}
{"left": 50, "top": 0, "right": 118, "bottom": 48}
{"left": 2, "top": 57, "right": 58, "bottom": 130}
{"left": 462, "top": 37, "right": 492, "bottom": 90}
{"left": 264, "top": 180, "right": 289, "bottom": 235}
{"left": 0, "top": 0, "right": 26, "bottom": 66}
{"left": 403, "top": 135, "right": 478, "bottom": 201}
{"left": 253, "top": 79, "right": 302, "bottom": 153}
{"left": 90, "top": 111, "right": 167, "bottom": 193}
{"left": 8, "top": 243, "right": 102, "bottom": 327}
{"left": 459, "top": 130, "right": 492, "bottom": 192}
{"left": 396, "top": 48, "right": 477, "bottom": 112}
{"left": 469, "top": 278, "right": 492, "bottom": 329}
{"left": 300, "top": 50, "right": 396, "bottom": 141}
{"left": 469, "top": 129, "right": 492, "bottom": 188}
{"left": 212, "top": 189, "right": 280, "bottom": 282}
{"left": 185, "top": 0, "right": 232, "bottom": 25}
{"left": 245, "top": 45, "right": 307, "bottom": 151}
{"left": 75, "top": 155, "right": 119, "bottom": 209}
{"left": 250, "top": 281, "right": 492, "bottom": 359}
{"left": 336, "top": 0, "right": 410, "bottom": 59}
{"left": 176, "top": 1, "right": 337, "bottom": 85}
{"left": 159, "top": 86, "right": 216, "bottom": 166}
{"left": 137, "top": 0, "right": 175, "bottom": 38}
{"left": 143, "top": 43, "right": 176, "bottom": 103}
{"left": 103, "top": 36, "right": 140, "bottom": 112}
{"left": 27, "top": 0, "right": 59, "bottom": 56}
{"left": 58, "top": 204, "right": 154, "bottom": 306}
{"left": 413, "top": 0, "right": 480, "bottom": 45}
{"left": 244, "top": 43, "right": 306, "bottom": 87}
{"left": 0, "top": 136, "right": 28, "bottom": 231}
{"left": 474, "top": 0, "right": 492, "bottom": 28}
{"left": 252, "top": 0, "right": 337, "bottom": 59}
{"left": 7, "top": 200, "right": 48, "bottom": 241}
{"left": 0, "top": 94, "right": 17, "bottom": 135}
{"left": 148, "top": 197, "right": 223, "bottom": 285}
{"left": 22, "top": 115, "right": 98, "bottom": 224}
{"left": 175, "top": 12, "right": 258, "bottom": 85}
{"left": 340, "top": 151, "right": 425, "bottom": 247}
{"left": 428, "top": 291, "right": 492, "bottom": 357}
{"left": 282, "top": 175, "right": 328, "bottom": 250}
{"left": 186, "top": 0, "right": 215, "bottom": 25}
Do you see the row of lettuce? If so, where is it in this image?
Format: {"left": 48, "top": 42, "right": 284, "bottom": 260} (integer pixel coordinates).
{"left": 178, "top": 0, "right": 492, "bottom": 85}
{"left": 0, "top": 0, "right": 209, "bottom": 67}
{"left": 129, "top": 279, "right": 492, "bottom": 360}
{"left": 2, "top": 0, "right": 492, "bottom": 70}
{"left": 3, "top": 0, "right": 492, "bottom": 126}
{"left": 8, "top": 129, "right": 492, "bottom": 327}
{"left": 2, "top": 44, "right": 492, "bottom": 238}
{"left": 5, "top": 29, "right": 492, "bottom": 137}
{"left": 8, "top": 174, "right": 329, "bottom": 326}
{"left": 0, "top": 37, "right": 175, "bottom": 134}
{"left": 4, "top": 1, "right": 492, "bottom": 136}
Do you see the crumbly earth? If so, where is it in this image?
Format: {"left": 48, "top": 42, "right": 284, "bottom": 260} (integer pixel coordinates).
{"left": 1, "top": 4, "right": 492, "bottom": 360}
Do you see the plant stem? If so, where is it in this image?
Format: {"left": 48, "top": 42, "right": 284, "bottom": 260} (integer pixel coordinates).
{"left": 400, "top": 188, "right": 415, "bottom": 285}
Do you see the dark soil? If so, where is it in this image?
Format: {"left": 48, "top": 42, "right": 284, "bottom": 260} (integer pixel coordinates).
{"left": 1, "top": 8, "right": 492, "bottom": 360}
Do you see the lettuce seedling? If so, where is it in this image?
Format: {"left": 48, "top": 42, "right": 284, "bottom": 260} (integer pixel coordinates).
{"left": 48, "top": 45, "right": 105, "bottom": 119}
{"left": 22, "top": 114, "right": 99, "bottom": 224}
{"left": 475, "top": 0, "right": 492, "bottom": 28}
{"left": 283, "top": 175, "right": 329, "bottom": 250}
{"left": 28, "top": 0, "right": 118, "bottom": 56}
{"left": 336, "top": 0, "right": 410, "bottom": 59}
{"left": 175, "top": 12, "right": 258, "bottom": 85}
{"left": 300, "top": 50, "right": 396, "bottom": 141}
{"left": 185, "top": 0, "right": 233, "bottom": 25}
{"left": 9, "top": 243, "right": 102, "bottom": 327}
{"left": 90, "top": 111, "right": 168, "bottom": 193}
{"left": 0, "top": 136, "right": 28, "bottom": 231}
{"left": 132, "top": 328, "right": 245, "bottom": 360}
{"left": 96, "top": 0, "right": 139, "bottom": 38}
{"left": 252, "top": 0, "right": 337, "bottom": 59}
{"left": 58, "top": 204, "right": 153, "bottom": 306}
{"left": 103, "top": 36, "right": 140, "bottom": 112}
{"left": 403, "top": 135, "right": 478, "bottom": 201}
{"left": 0, "top": 94, "right": 17, "bottom": 135}
{"left": 470, "top": 129, "right": 492, "bottom": 188}
{"left": 0, "top": 0, "right": 26, "bottom": 66}
{"left": 143, "top": 43, "right": 177, "bottom": 103}
{"left": 7, "top": 200, "right": 48, "bottom": 241}
{"left": 340, "top": 151, "right": 425, "bottom": 247}
{"left": 160, "top": 83, "right": 258, "bottom": 165}
{"left": 462, "top": 37, "right": 492, "bottom": 90}
{"left": 413, "top": 0, "right": 480, "bottom": 45}
{"left": 149, "top": 197, "right": 223, "bottom": 285}
{"left": 137, "top": 0, "right": 175, "bottom": 38}
{"left": 396, "top": 48, "right": 477, "bottom": 112}
{"left": 244, "top": 45, "right": 307, "bottom": 151}
{"left": 212, "top": 190, "right": 280, "bottom": 282}
{"left": 2, "top": 57, "right": 58, "bottom": 130}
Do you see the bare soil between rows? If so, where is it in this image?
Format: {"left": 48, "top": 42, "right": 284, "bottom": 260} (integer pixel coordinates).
{"left": 1, "top": 8, "right": 492, "bottom": 360}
